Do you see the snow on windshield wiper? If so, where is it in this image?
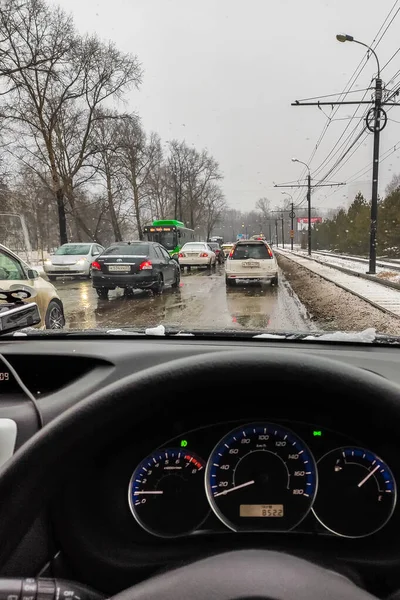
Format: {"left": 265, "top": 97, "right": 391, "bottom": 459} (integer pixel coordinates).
{"left": 4, "top": 325, "right": 400, "bottom": 345}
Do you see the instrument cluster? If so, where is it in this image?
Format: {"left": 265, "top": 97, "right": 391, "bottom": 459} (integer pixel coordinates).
{"left": 128, "top": 420, "right": 397, "bottom": 540}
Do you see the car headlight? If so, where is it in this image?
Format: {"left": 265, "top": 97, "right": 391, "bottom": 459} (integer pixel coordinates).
{"left": 44, "top": 259, "right": 52, "bottom": 265}
{"left": 76, "top": 258, "right": 87, "bottom": 265}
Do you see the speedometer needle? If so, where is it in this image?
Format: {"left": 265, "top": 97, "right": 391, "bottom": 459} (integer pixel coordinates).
{"left": 214, "top": 479, "right": 255, "bottom": 497}
{"left": 134, "top": 491, "right": 164, "bottom": 495}
{"left": 357, "top": 464, "right": 380, "bottom": 488}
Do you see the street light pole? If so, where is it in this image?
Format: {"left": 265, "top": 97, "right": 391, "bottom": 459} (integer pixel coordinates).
{"left": 292, "top": 158, "right": 312, "bottom": 255}
{"left": 336, "top": 34, "right": 382, "bottom": 273}
{"left": 282, "top": 192, "right": 294, "bottom": 251}
{"left": 281, "top": 216, "right": 285, "bottom": 249}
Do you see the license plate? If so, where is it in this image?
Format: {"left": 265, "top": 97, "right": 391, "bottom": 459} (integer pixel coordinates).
{"left": 242, "top": 261, "right": 260, "bottom": 267}
{"left": 108, "top": 265, "right": 130, "bottom": 272}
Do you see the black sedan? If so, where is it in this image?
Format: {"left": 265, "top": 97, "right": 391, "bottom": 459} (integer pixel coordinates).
{"left": 91, "top": 241, "right": 180, "bottom": 298}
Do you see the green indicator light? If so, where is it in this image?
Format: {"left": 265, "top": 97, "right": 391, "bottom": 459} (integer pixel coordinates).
{"left": 180, "top": 439, "right": 188, "bottom": 447}
{"left": 313, "top": 430, "right": 322, "bottom": 437}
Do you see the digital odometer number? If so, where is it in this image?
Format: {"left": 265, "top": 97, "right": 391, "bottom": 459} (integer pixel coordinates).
{"left": 205, "top": 422, "right": 318, "bottom": 531}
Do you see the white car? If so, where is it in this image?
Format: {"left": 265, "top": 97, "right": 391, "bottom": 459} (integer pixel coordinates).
{"left": 0, "top": 243, "right": 65, "bottom": 328}
{"left": 225, "top": 239, "right": 278, "bottom": 286}
{"left": 178, "top": 242, "right": 216, "bottom": 269}
{"left": 43, "top": 242, "right": 105, "bottom": 280}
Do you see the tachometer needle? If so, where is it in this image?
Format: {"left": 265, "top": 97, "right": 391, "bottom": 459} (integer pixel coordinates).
{"left": 214, "top": 479, "right": 255, "bottom": 497}
{"left": 134, "top": 491, "right": 164, "bottom": 495}
{"left": 357, "top": 464, "right": 380, "bottom": 488}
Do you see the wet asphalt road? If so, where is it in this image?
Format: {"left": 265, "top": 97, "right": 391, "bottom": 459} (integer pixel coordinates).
{"left": 55, "top": 265, "right": 311, "bottom": 332}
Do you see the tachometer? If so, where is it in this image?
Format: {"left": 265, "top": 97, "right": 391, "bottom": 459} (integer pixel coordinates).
{"left": 205, "top": 422, "right": 317, "bottom": 531}
{"left": 312, "top": 447, "right": 397, "bottom": 538}
{"left": 128, "top": 448, "right": 209, "bottom": 538}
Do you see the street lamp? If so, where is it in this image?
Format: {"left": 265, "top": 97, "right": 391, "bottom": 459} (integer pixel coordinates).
{"left": 292, "top": 158, "right": 312, "bottom": 255}
{"left": 336, "top": 33, "right": 382, "bottom": 274}
{"left": 282, "top": 192, "right": 295, "bottom": 251}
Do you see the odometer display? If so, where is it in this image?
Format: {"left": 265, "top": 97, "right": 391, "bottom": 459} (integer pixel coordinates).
{"left": 205, "top": 422, "right": 317, "bottom": 531}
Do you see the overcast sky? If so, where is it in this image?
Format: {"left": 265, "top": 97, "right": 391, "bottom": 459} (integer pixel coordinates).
{"left": 49, "top": 0, "right": 400, "bottom": 214}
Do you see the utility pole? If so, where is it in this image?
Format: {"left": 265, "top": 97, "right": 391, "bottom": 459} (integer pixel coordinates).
{"left": 275, "top": 219, "right": 279, "bottom": 247}
{"left": 281, "top": 218, "right": 285, "bottom": 249}
{"left": 275, "top": 177, "right": 344, "bottom": 255}
{"left": 281, "top": 192, "right": 295, "bottom": 251}
{"left": 290, "top": 202, "right": 294, "bottom": 250}
{"left": 290, "top": 34, "right": 397, "bottom": 273}
{"left": 307, "top": 173, "right": 311, "bottom": 256}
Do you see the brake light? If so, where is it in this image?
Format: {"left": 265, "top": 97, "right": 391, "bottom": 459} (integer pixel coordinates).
{"left": 229, "top": 248, "right": 235, "bottom": 258}
{"left": 266, "top": 245, "right": 273, "bottom": 257}
{"left": 178, "top": 253, "right": 184, "bottom": 258}
{"left": 200, "top": 252, "right": 209, "bottom": 257}
{"left": 92, "top": 261, "right": 101, "bottom": 270}
{"left": 139, "top": 260, "right": 153, "bottom": 270}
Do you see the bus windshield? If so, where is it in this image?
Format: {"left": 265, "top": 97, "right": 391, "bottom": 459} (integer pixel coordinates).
{"left": 146, "top": 229, "right": 177, "bottom": 250}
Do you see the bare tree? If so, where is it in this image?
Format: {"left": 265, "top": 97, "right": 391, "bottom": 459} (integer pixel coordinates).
{"left": 202, "top": 183, "right": 226, "bottom": 239}
{"left": 167, "top": 139, "right": 188, "bottom": 221}
{"left": 183, "top": 147, "right": 222, "bottom": 228}
{"left": 0, "top": 0, "right": 142, "bottom": 243}
{"left": 118, "top": 117, "right": 161, "bottom": 238}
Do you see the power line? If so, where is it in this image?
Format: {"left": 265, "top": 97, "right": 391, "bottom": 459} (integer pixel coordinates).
{"left": 291, "top": 0, "right": 400, "bottom": 205}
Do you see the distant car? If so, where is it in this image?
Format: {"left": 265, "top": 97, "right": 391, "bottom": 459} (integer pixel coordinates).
{"left": 0, "top": 243, "right": 65, "bottom": 329}
{"left": 43, "top": 242, "right": 105, "bottom": 280}
{"left": 91, "top": 241, "right": 180, "bottom": 298}
{"left": 221, "top": 243, "right": 235, "bottom": 258}
{"left": 178, "top": 242, "right": 217, "bottom": 269}
{"left": 225, "top": 239, "right": 278, "bottom": 287}
{"left": 207, "top": 242, "right": 225, "bottom": 264}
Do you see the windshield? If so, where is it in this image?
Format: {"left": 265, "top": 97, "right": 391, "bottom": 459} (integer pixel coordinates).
{"left": 55, "top": 245, "right": 91, "bottom": 255}
{"left": 3, "top": 1, "right": 400, "bottom": 338}
{"left": 104, "top": 244, "right": 149, "bottom": 256}
{"left": 145, "top": 231, "right": 177, "bottom": 250}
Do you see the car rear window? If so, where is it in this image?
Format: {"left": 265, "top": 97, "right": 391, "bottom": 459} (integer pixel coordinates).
{"left": 103, "top": 244, "right": 149, "bottom": 255}
{"left": 231, "top": 243, "right": 271, "bottom": 260}
{"left": 183, "top": 243, "right": 206, "bottom": 250}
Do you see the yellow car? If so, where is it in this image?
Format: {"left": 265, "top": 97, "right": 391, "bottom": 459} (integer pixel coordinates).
{"left": 0, "top": 244, "right": 65, "bottom": 329}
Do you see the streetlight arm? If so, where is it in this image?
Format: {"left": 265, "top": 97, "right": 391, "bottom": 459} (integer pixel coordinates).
{"left": 353, "top": 39, "right": 380, "bottom": 78}
{"left": 293, "top": 159, "right": 310, "bottom": 174}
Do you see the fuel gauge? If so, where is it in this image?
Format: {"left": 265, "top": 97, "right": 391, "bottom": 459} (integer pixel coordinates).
{"left": 312, "top": 447, "right": 397, "bottom": 538}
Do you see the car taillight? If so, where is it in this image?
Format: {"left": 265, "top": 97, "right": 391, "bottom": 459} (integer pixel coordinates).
{"left": 139, "top": 260, "right": 153, "bottom": 270}
{"left": 229, "top": 249, "right": 235, "bottom": 258}
{"left": 178, "top": 253, "right": 184, "bottom": 258}
{"left": 200, "top": 252, "right": 209, "bottom": 257}
{"left": 267, "top": 246, "right": 273, "bottom": 257}
{"left": 92, "top": 261, "right": 101, "bottom": 270}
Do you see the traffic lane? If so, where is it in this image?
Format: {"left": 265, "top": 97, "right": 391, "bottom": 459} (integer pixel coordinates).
{"left": 55, "top": 265, "right": 311, "bottom": 332}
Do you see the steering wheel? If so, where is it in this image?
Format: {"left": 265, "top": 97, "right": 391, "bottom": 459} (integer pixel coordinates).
{"left": 0, "top": 349, "right": 398, "bottom": 600}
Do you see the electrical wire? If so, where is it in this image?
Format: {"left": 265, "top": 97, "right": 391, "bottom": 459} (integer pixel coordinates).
{"left": 0, "top": 353, "right": 43, "bottom": 429}
{"left": 291, "top": 0, "right": 400, "bottom": 205}
{"left": 381, "top": 46, "right": 400, "bottom": 73}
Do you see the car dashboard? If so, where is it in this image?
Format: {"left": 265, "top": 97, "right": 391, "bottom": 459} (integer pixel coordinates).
{"left": 1, "top": 336, "right": 400, "bottom": 596}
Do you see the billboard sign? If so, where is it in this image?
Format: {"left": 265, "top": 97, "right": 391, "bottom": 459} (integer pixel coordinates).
{"left": 297, "top": 217, "right": 322, "bottom": 231}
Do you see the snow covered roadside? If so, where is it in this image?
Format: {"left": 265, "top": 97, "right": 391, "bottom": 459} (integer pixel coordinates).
{"left": 276, "top": 253, "right": 400, "bottom": 335}
{"left": 294, "top": 250, "right": 400, "bottom": 285}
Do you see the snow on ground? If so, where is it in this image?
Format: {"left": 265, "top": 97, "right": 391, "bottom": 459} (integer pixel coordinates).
{"left": 276, "top": 252, "right": 400, "bottom": 336}
{"left": 292, "top": 250, "right": 400, "bottom": 285}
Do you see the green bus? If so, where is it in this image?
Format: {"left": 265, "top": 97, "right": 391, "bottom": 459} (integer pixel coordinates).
{"left": 142, "top": 220, "right": 195, "bottom": 256}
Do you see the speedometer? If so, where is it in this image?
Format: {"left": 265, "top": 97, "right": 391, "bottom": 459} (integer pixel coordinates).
{"left": 205, "top": 422, "right": 317, "bottom": 531}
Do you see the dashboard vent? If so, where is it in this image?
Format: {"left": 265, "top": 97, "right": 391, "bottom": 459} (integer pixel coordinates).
{"left": 2, "top": 355, "right": 110, "bottom": 397}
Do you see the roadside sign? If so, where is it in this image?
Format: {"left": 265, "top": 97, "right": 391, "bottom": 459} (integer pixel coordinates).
{"left": 289, "top": 211, "right": 295, "bottom": 219}
{"left": 290, "top": 230, "right": 295, "bottom": 238}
